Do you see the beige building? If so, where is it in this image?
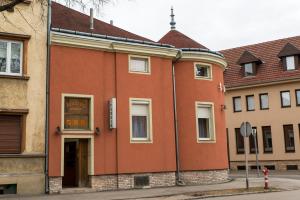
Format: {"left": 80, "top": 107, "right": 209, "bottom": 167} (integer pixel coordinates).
{"left": 221, "top": 36, "right": 300, "bottom": 171}
{"left": 0, "top": 0, "right": 47, "bottom": 194}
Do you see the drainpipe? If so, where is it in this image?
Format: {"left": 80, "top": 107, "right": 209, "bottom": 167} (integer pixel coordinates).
{"left": 172, "top": 50, "right": 184, "bottom": 185}
{"left": 45, "top": 0, "right": 52, "bottom": 194}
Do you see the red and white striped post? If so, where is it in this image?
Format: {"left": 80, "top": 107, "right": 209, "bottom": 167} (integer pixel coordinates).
{"left": 262, "top": 167, "right": 269, "bottom": 189}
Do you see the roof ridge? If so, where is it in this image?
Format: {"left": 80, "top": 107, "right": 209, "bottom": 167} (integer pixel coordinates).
{"left": 221, "top": 35, "right": 300, "bottom": 52}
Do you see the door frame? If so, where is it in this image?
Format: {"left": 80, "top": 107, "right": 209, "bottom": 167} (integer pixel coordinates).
{"left": 61, "top": 135, "right": 94, "bottom": 177}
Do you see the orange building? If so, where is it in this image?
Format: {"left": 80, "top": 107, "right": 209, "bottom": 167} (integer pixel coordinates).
{"left": 48, "top": 3, "right": 228, "bottom": 193}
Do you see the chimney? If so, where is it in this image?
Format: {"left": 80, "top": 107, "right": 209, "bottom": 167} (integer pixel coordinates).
{"left": 90, "top": 8, "right": 94, "bottom": 30}
{"left": 110, "top": 20, "right": 114, "bottom": 26}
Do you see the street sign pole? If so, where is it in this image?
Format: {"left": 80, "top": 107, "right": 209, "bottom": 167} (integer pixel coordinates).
{"left": 240, "top": 121, "right": 252, "bottom": 190}
{"left": 244, "top": 135, "right": 249, "bottom": 189}
{"left": 253, "top": 129, "right": 260, "bottom": 177}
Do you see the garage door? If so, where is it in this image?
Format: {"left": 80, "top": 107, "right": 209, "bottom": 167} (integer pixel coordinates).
{"left": 0, "top": 115, "right": 21, "bottom": 154}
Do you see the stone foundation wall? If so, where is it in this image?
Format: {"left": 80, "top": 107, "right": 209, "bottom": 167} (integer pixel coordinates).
{"left": 49, "top": 177, "right": 62, "bottom": 194}
{"left": 230, "top": 160, "right": 300, "bottom": 171}
{"left": 91, "top": 172, "right": 176, "bottom": 191}
{"left": 180, "top": 170, "right": 229, "bottom": 185}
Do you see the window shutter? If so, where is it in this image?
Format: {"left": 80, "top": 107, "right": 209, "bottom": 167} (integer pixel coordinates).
{"left": 132, "top": 104, "right": 148, "bottom": 116}
{"left": 295, "top": 56, "right": 299, "bottom": 69}
{"left": 0, "top": 115, "right": 22, "bottom": 154}
{"left": 282, "top": 57, "right": 287, "bottom": 70}
{"left": 197, "top": 107, "right": 211, "bottom": 118}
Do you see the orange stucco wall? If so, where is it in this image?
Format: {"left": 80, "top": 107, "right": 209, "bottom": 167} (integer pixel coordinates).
{"left": 174, "top": 61, "right": 228, "bottom": 171}
{"left": 49, "top": 45, "right": 176, "bottom": 176}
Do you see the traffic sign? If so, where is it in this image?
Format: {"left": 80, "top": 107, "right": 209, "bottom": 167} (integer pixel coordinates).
{"left": 240, "top": 122, "right": 252, "bottom": 137}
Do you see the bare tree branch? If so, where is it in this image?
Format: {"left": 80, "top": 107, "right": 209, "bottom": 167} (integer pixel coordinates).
{"left": 0, "top": 0, "right": 25, "bottom": 12}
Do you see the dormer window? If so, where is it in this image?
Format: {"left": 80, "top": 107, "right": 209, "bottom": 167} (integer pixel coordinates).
{"left": 286, "top": 56, "right": 296, "bottom": 70}
{"left": 244, "top": 63, "right": 255, "bottom": 76}
{"left": 237, "top": 50, "right": 262, "bottom": 77}
{"left": 278, "top": 43, "right": 300, "bottom": 71}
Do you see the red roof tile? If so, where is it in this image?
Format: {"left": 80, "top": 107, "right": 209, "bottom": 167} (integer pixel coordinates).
{"left": 158, "top": 30, "right": 208, "bottom": 49}
{"left": 221, "top": 36, "right": 300, "bottom": 88}
{"left": 51, "top": 2, "right": 152, "bottom": 42}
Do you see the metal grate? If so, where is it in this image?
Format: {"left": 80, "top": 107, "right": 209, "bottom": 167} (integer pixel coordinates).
{"left": 134, "top": 176, "right": 150, "bottom": 188}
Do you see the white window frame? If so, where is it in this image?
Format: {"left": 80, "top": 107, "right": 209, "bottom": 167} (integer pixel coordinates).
{"left": 61, "top": 93, "right": 94, "bottom": 134}
{"left": 128, "top": 55, "right": 151, "bottom": 75}
{"left": 286, "top": 56, "right": 295, "bottom": 71}
{"left": 0, "top": 39, "right": 23, "bottom": 76}
{"left": 129, "top": 98, "right": 152, "bottom": 143}
{"left": 194, "top": 62, "right": 213, "bottom": 80}
{"left": 195, "top": 102, "right": 216, "bottom": 143}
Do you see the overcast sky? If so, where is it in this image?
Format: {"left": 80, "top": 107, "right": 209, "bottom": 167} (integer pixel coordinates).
{"left": 61, "top": 0, "right": 300, "bottom": 50}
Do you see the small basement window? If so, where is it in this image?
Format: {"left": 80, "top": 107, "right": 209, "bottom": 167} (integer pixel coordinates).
{"left": 134, "top": 176, "right": 150, "bottom": 188}
{"left": 237, "top": 166, "right": 246, "bottom": 170}
{"left": 286, "top": 165, "right": 298, "bottom": 170}
{"left": 0, "top": 184, "right": 17, "bottom": 195}
{"left": 264, "top": 165, "right": 275, "bottom": 170}
{"left": 250, "top": 165, "right": 261, "bottom": 170}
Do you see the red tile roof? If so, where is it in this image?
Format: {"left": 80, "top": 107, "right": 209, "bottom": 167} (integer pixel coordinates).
{"left": 51, "top": 2, "right": 152, "bottom": 42}
{"left": 221, "top": 36, "right": 300, "bottom": 88}
{"left": 158, "top": 30, "right": 208, "bottom": 49}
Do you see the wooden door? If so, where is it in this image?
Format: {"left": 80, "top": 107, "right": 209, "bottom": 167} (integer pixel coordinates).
{"left": 78, "top": 139, "right": 89, "bottom": 187}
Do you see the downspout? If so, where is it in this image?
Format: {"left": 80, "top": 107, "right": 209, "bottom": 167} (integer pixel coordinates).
{"left": 172, "top": 50, "right": 184, "bottom": 185}
{"left": 45, "top": 0, "right": 52, "bottom": 194}
{"left": 114, "top": 50, "right": 119, "bottom": 189}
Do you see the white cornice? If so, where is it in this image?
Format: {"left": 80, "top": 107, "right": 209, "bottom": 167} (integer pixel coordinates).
{"left": 50, "top": 31, "right": 227, "bottom": 68}
{"left": 51, "top": 31, "right": 178, "bottom": 58}
{"left": 181, "top": 51, "right": 228, "bottom": 70}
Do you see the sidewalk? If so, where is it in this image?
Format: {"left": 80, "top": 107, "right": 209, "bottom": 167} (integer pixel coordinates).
{"left": 3, "top": 176, "right": 300, "bottom": 200}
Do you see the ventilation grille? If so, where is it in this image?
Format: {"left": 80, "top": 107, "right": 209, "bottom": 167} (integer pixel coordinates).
{"left": 134, "top": 176, "right": 150, "bottom": 188}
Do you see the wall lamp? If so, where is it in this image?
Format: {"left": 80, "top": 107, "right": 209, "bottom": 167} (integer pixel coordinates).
{"left": 221, "top": 104, "right": 226, "bottom": 111}
{"left": 55, "top": 126, "right": 62, "bottom": 135}
{"left": 95, "top": 127, "right": 101, "bottom": 135}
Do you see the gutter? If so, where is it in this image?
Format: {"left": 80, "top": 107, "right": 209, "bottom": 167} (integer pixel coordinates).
{"left": 172, "top": 50, "right": 184, "bottom": 185}
{"left": 45, "top": 0, "right": 51, "bottom": 194}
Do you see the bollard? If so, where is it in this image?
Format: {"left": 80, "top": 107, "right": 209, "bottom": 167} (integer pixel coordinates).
{"left": 262, "top": 167, "right": 269, "bottom": 189}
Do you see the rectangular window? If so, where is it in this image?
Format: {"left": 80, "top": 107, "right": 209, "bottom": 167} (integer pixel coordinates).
{"left": 130, "top": 99, "right": 152, "bottom": 142}
{"left": 196, "top": 103, "right": 215, "bottom": 141}
{"left": 129, "top": 56, "right": 150, "bottom": 74}
{"left": 286, "top": 56, "right": 295, "bottom": 70}
{"left": 233, "top": 96, "right": 242, "bottom": 112}
{"left": 64, "top": 97, "right": 91, "bottom": 130}
{"left": 283, "top": 124, "right": 295, "bottom": 153}
{"left": 194, "top": 63, "right": 212, "bottom": 80}
{"left": 295, "top": 90, "right": 300, "bottom": 106}
{"left": 0, "top": 40, "right": 23, "bottom": 76}
{"left": 259, "top": 93, "right": 269, "bottom": 110}
{"left": 244, "top": 63, "right": 255, "bottom": 76}
{"left": 249, "top": 127, "right": 258, "bottom": 154}
{"left": 262, "top": 126, "right": 273, "bottom": 153}
{"left": 280, "top": 91, "right": 291, "bottom": 108}
{"left": 235, "top": 128, "right": 244, "bottom": 154}
{"left": 246, "top": 95, "right": 255, "bottom": 111}
{"left": 0, "top": 115, "right": 22, "bottom": 154}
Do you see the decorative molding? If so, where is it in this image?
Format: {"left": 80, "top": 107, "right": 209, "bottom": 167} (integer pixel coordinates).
{"left": 226, "top": 78, "right": 300, "bottom": 91}
{"left": 0, "top": 32, "right": 31, "bottom": 40}
{"left": 181, "top": 51, "right": 227, "bottom": 70}
{"left": 51, "top": 32, "right": 178, "bottom": 58}
{"left": 0, "top": 108, "right": 29, "bottom": 114}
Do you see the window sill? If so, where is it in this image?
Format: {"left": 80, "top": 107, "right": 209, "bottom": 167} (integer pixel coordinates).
{"left": 61, "top": 130, "right": 94, "bottom": 134}
{"left": 129, "top": 71, "right": 151, "bottom": 75}
{"left": 197, "top": 139, "right": 216, "bottom": 144}
{"left": 130, "top": 139, "right": 153, "bottom": 144}
{"left": 0, "top": 74, "right": 30, "bottom": 81}
{"left": 0, "top": 153, "right": 45, "bottom": 158}
{"left": 194, "top": 76, "right": 212, "bottom": 81}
